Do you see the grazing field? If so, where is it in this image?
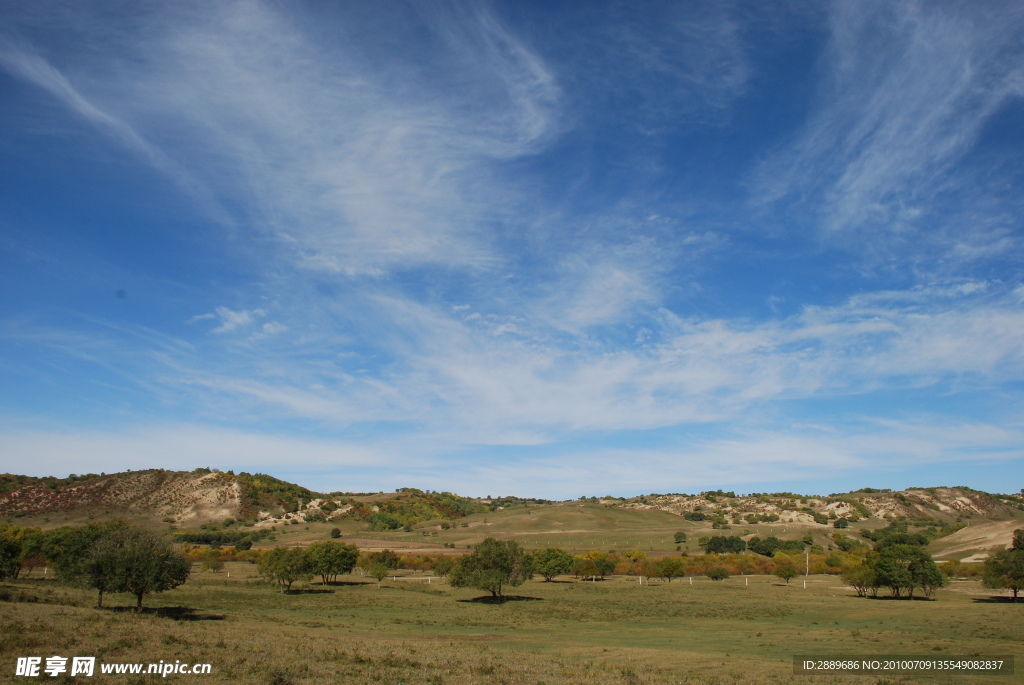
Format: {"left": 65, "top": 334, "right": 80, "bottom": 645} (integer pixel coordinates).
{"left": 2, "top": 564, "right": 1020, "bottom": 684}
{"left": 235, "top": 502, "right": 904, "bottom": 556}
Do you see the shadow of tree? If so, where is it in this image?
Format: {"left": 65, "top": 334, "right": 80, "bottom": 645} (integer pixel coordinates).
{"left": 457, "top": 595, "right": 543, "bottom": 604}
{"left": 106, "top": 605, "right": 226, "bottom": 620}
{"left": 971, "top": 596, "right": 1021, "bottom": 603}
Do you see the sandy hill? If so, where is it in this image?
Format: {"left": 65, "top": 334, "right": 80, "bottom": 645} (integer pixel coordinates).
{"left": 1, "top": 471, "right": 1021, "bottom": 558}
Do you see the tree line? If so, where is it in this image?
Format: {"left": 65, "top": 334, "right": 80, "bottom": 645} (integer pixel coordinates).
{"left": 0, "top": 521, "right": 189, "bottom": 610}
{"left": 4, "top": 522, "right": 1022, "bottom": 604}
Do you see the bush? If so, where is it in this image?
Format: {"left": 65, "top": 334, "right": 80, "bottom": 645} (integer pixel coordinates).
{"left": 329, "top": 528, "right": 341, "bottom": 539}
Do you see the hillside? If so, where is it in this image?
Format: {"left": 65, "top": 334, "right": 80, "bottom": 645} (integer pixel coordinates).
{"left": 0, "top": 470, "right": 492, "bottom": 531}
{"left": 1, "top": 470, "right": 1021, "bottom": 558}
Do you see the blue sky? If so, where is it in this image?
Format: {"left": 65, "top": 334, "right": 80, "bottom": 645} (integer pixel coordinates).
{"left": 2, "top": 1, "right": 1023, "bottom": 499}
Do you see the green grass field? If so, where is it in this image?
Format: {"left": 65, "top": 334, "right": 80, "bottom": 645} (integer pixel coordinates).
{"left": 2, "top": 562, "right": 1020, "bottom": 684}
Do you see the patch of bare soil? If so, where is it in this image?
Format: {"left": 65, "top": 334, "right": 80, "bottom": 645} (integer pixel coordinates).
{"left": 932, "top": 519, "right": 1020, "bottom": 560}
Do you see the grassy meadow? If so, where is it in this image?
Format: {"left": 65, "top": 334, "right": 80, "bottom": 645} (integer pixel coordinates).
{"left": 3, "top": 560, "right": 1021, "bottom": 685}
{"left": 246, "top": 501, "right": 877, "bottom": 555}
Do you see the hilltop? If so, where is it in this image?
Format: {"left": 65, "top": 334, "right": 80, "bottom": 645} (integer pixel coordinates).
{"left": 2, "top": 469, "right": 1021, "bottom": 559}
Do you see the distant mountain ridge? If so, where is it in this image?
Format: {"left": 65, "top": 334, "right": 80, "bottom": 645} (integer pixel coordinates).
{"left": 1, "top": 469, "right": 1021, "bottom": 533}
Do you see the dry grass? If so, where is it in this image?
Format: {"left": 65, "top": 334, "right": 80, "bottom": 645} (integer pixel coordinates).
{"left": 2, "top": 564, "right": 1021, "bottom": 684}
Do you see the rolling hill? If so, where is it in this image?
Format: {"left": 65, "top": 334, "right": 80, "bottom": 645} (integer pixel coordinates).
{"left": 1, "top": 469, "right": 1021, "bottom": 559}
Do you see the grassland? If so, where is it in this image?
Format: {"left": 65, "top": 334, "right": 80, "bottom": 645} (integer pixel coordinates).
{"left": 3, "top": 560, "right": 1021, "bottom": 685}
{"left": 4, "top": 491, "right": 1022, "bottom": 684}
{"left": 232, "top": 501, "right": 1023, "bottom": 561}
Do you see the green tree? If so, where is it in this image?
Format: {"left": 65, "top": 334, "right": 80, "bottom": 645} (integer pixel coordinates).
{"left": 79, "top": 533, "right": 123, "bottom": 607}
{"left": 706, "top": 567, "right": 730, "bottom": 581}
{"left": 589, "top": 552, "right": 616, "bottom": 579}
{"left": 842, "top": 562, "right": 879, "bottom": 597}
{"left": 449, "top": 538, "right": 533, "bottom": 599}
{"left": 43, "top": 520, "right": 130, "bottom": 585}
{"left": 774, "top": 558, "right": 798, "bottom": 585}
{"left": 114, "top": 528, "right": 192, "bottom": 610}
{"left": 673, "top": 532, "right": 687, "bottom": 544}
{"left": 872, "top": 545, "right": 945, "bottom": 599}
{"left": 369, "top": 563, "right": 390, "bottom": 586}
{"left": 329, "top": 528, "right": 342, "bottom": 539}
{"left": 367, "top": 549, "right": 400, "bottom": 570}
{"left": 533, "top": 547, "right": 573, "bottom": 581}
{"left": 705, "top": 535, "right": 746, "bottom": 554}
{"left": 0, "top": 530, "right": 22, "bottom": 580}
{"left": 983, "top": 530, "right": 1024, "bottom": 601}
{"left": 431, "top": 556, "right": 455, "bottom": 577}
{"left": 0, "top": 526, "right": 46, "bottom": 579}
{"left": 306, "top": 541, "right": 359, "bottom": 585}
{"left": 259, "top": 547, "right": 311, "bottom": 592}
{"left": 655, "top": 557, "right": 686, "bottom": 583}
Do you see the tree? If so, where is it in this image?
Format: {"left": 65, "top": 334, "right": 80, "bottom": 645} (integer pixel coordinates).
{"left": 842, "top": 562, "right": 879, "bottom": 597}
{"left": 43, "top": 520, "right": 131, "bottom": 585}
{"left": 369, "top": 563, "right": 390, "bottom": 586}
{"left": 588, "top": 551, "right": 616, "bottom": 579}
{"left": 329, "top": 528, "right": 342, "bottom": 539}
{"left": 114, "top": 528, "right": 192, "bottom": 610}
{"left": 39, "top": 522, "right": 187, "bottom": 610}
{"left": 0, "top": 531, "right": 21, "bottom": 580}
{"left": 673, "top": 532, "right": 687, "bottom": 544}
{"left": 448, "top": 538, "right": 533, "bottom": 599}
{"left": 0, "top": 526, "right": 46, "bottom": 579}
{"left": 200, "top": 549, "right": 224, "bottom": 572}
{"left": 706, "top": 567, "right": 730, "bottom": 581}
{"left": 655, "top": 557, "right": 686, "bottom": 583}
{"left": 573, "top": 556, "right": 598, "bottom": 579}
{"left": 80, "top": 534, "right": 122, "bottom": 607}
{"left": 872, "top": 545, "right": 945, "bottom": 599}
{"left": 305, "top": 541, "right": 359, "bottom": 585}
{"left": 533, "top": 548, "right": 573, "bottom": 581}
{"left": 983, "top": 531, "right": 1024, "bottom": 601}
{"left": 638, "top": 559, "right": 659, "bottom": 583}
{"left": 259, "top": 547, "right": 311, "bottom": 592}
{"left": 705, "top": 535, "right": 746, "bottom": 554}
{"left": 431, "top": 556, "right": 455, "bottom": 577}
{"left": 774, "top": 559, "right": 798, "bottom": 585}
{"left": 367, "top": 549, "right": 400, "bottom": 570}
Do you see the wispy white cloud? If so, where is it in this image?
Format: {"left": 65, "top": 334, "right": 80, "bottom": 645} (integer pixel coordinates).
{"left": 1, "top": 1, "right": 563, "bottom": 276}
{"left": 754, "top": 1, "right": 1024, "bottom": 261}
{"left": 132, "top": 280, "right": 1024, "bottom": 438}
